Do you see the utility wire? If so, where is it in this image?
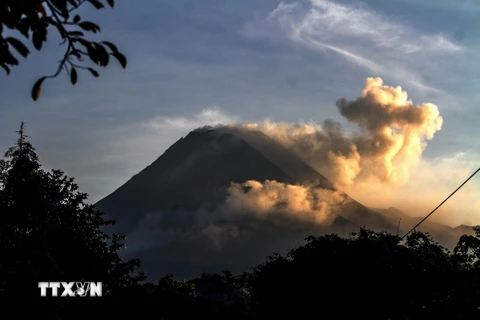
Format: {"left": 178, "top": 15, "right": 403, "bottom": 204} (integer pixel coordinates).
{"left": 401, "top": 167, "right": 480, "bottom": 240}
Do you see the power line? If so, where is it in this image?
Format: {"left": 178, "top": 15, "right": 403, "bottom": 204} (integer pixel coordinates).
{"left": 401, "top": 167, "right": 480, "bottom": 240}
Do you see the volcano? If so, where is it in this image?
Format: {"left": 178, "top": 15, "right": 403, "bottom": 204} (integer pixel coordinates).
{"left": 95, "top": 126, "right": 473, "bottom": 280}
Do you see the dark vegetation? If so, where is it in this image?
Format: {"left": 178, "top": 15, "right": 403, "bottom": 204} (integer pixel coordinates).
{"left": 1, "top": 124, "right": 480, "bottom": 319}
{"left": 1, "top": 0, "right": 126, "bottom": 100}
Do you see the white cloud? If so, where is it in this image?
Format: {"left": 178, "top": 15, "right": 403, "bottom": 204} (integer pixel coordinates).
{"left": 270, "top": 0, "right": 462, "bottom": 54}
{"left": 244, "top": 0, "right": 465, "bottom": 95}
{"left": 144, "top": 107, "right": 237, "bottom": 132}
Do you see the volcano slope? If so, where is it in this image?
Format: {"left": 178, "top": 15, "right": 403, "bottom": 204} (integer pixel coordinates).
{"left": 95, "top": 126, "right": 472, "bottom": 280}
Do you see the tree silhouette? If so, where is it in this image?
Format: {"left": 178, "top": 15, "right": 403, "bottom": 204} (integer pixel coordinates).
{"left": 128, "top": 228, "right": 480, "bottom": 319}
{"left": 0, "top": 0, "right": 126, "bottom": 101}
{"left": 150, "top": 275, "right": 197, "bottom": 319}
{"left": 248, "top": 228, "right": 480, "bottom": 319}
{"left": 0, "top": 122, "right": 144, "bottom": 317}
{"left": 1, "top": 124, "right": 480, "bottom": 318}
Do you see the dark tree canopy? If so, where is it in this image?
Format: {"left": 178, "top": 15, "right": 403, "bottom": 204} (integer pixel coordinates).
{"left": 0, "top": 122, "right": 144, "bottom": 317}
{"left": 248, "top": 229, "right": 473, "bottom": 319}
{"left": 0, "top": 0, "right": 126, "bottom": 101}
{"left": 121, "top": 228, "right": 480, "bottom": 319}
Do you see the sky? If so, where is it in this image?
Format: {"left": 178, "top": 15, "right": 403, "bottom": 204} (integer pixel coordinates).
{"left": 0, "top": 0, "right": 479, "bottom": 226}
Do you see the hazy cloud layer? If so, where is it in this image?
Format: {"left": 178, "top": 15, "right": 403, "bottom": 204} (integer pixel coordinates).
{"left": 349, "top": 151, "right": 480, "bottom": 227}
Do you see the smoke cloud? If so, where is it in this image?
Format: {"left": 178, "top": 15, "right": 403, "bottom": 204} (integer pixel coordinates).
{"left": 230, "top": 77, "right": 479, "bottom": 227}
{"left": 223, "top": 180, "right": 347, "bottom": 225}
{"left": 239, "top": 77, "right": 443, "bottom": 188}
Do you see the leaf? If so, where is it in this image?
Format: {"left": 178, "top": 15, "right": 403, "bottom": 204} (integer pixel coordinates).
{"left": 0, "top": 64, "right": 10, "bottom": 75}
{"left": 32, "top": 77, "right": 47, "bottom": 101}
{"left": 3, "top": 51, "right": 19, "bottom": 66}
{"left": 87, "top": 0, "right": 105, "bottom": 9}
{"left": 113, "top": 52, "right": 127, "bottom": 69}
{"left": 70, "top": 68, "right": 78, "bottom": 85}
{"left": 87, "top": 68, "right": 99, "bottom": 77}
{"left": 78, "top": 21, "right": 101, "bottom": 33}
{"left": 73, "top": 15, "right": 81, "bottom": 23}
{"left": 94, "top": 43, "right": 110, "bottom": 67}
{"left": 87, "top": 43, "right": 109, "bottom": 67}
{"left": 101, "top": 41, "right": 118, "bottom": 54}
{"left": 86, "top": 44, "right": 100, "bottom": 65}
{"left": 106, "top": 0, "right": 115, "bottom": 7}
{"left": 76, "top": 37, "right": 90, "bottom": 47}
{"left": 6, "top": 37, "right": 30, "bottom": 58}
{"left": 32, "top": 31, "right": 44, "bottom": 51}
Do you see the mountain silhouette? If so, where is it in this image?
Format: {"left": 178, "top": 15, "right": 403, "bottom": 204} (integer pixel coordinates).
{"left": 97, "top": 127, "right": 300, "bottom": 232}
{"left": 95, "top": 126, "right": 474, "bottom": 280}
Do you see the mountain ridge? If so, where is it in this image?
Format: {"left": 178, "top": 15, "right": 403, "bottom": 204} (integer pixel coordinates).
{"left": 95, "top": 126, "right": 475, "bottom": 280}
{"left": 96, "top": 128, "right": 296, "bottom": 231}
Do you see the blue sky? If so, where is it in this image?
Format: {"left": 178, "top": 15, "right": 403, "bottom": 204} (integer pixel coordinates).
{"left": 0, "top": 0, "right": 479, "bottom": 224}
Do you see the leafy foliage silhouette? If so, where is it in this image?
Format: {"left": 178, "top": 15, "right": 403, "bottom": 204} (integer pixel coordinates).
{"left": 0, "top": 0, "right": 126, "bottom": 100}
{"left": 130, "top": 227, "right": 480, "bottom": 319}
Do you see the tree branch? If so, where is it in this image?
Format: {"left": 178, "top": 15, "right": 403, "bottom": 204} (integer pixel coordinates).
{"left": 44, "top": 1, "right": 75, "bottom": 78}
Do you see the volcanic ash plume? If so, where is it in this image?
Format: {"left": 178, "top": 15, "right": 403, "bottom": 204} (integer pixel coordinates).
{"left": 240, "top": 77, "right": 443, "bottom": 188}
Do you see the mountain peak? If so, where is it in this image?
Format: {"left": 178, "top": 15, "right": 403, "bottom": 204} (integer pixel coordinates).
{"left": 96, "top": 126, "right": 296, "bottom": 228}
{"left": 95, "top": 126, "right": 467, "bottom": 280}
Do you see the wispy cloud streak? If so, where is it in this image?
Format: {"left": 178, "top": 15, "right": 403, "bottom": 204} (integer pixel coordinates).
{"left": 245, "top": 0, "right": 465, "bottom": 95}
